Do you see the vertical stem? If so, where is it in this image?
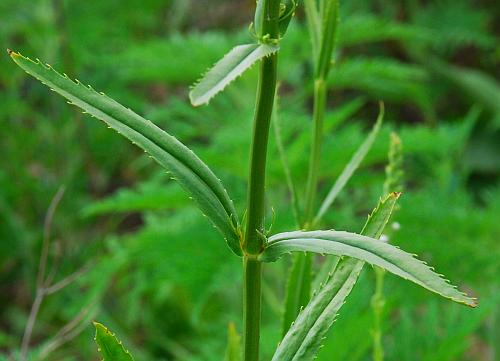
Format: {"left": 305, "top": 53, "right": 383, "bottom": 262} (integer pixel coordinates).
{"left": 372, "top": 267, "right": 386, "bottom": 361}
{"left": 303, "top": 78, "right": 326, "bottom": 226}
{"left": 243, "top": 1, "right": 281, "bottom": 360}
{"left": 244, "top": 53, "right": 278, "bottom": 255}
{"left": 243, "top": 258, "right": 262, "bottom": 361}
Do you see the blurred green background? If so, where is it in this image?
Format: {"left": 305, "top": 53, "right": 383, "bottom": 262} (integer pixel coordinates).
{"left": 1, "top": 0, "right": 499, "bottom": 360}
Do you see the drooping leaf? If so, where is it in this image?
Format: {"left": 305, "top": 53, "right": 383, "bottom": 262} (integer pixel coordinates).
{"left": 9, "top": 50, "right": 242, "bottom": 256}
{"left": 224, "top": 323, "right": 242, "bottom": 361}
{"left": 262, "top": 201, "right": 476, "bottom": 307}
{"left": 189, "top": 43, "right": 279, "bottom": 106}
{"left": 270, "top": 193, "right": 401, "bottom": 361}
{"left": 315, "top": 103, "right": 384, "bottom": 224}
{"left": 94, "top": 322, "right": 134, "bottom": 361}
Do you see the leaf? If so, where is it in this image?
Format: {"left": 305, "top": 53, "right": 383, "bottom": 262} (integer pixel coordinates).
{"left": 270, "top": 194, "right": 400, "bottom": 361}
{"left": 189, "top": 43, "right": 279, "bottom": 106}
{"left": 224, "top": 323, "right": 242, "bottom": 361}
{"left": 314, "top": 103, "right": 384, "bottom": 224}
{"left": 9, "top": 50, "right": 242, "bottom": 256}
{"left": 94, "top": 322, "right": 134, "bottom": 361}
{"left": 261, "top": 199, "right": 476, "bottom": 307}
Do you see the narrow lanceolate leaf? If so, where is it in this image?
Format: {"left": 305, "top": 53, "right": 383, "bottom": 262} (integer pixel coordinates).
{"left": 272, "top": 192, "right": 473, "bottom": 361}
{"left": 261, "top": 227, "right": 476, "bottom": 306}
{"left": 9, "top": 50, "right": 242, "bottom": 256}
{"left": 224, "top": 323, "right": 242, "bottom": 361}
{"left": 94, "top": 322, "right": 134, "bottom": 361}
{"left": 189, "top": 43, "right": 279, "bottom": 106}
{"left": 314, "top": 104, "right": 384, "bottom": 225}
{"left": 271, "top": 194, "right": 400, "bottom": 361}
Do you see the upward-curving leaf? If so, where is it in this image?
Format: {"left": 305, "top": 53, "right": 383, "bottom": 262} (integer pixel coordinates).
{"left": 189, "top": 43, "right": 279, "bottom": 106}
{"left": 94, "top": 322, "right": 134, "bottom": 361}
{"left": 9, "top": 50, "right": 242, "bottom": 256}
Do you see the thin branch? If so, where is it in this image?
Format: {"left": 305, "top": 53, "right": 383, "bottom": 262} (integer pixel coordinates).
{"left": 38, "top": 186, "right": 66, "bottom": 288}
{"left": 21, "top": 186, "right": 65, "bottom": 360}
{"left": 45, "top": 263, "right": 91, "bottom": 296}
{"left": 38, "top": 302, "right": 97, "bottom": 359}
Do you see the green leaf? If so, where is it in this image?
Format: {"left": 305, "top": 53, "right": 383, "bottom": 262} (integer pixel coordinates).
{"left": 314, "top": 103, "right": 384, "bottom": 224}
{"left": 271, "top": 192, "right": 474, "bottom": 361}
{"left": 94, "top": 322, "right": 134, "bottom": 361}
{"left": 261, "top": 198, "right": 476, "bottom": 308}
{"left": 224, "top": 323, "right": 242, "bottom": 361}
{"left": 189, "top": 43, "right": 279, "bottom": 106}
{"left": 9, "top": 50, "right": 242, "bottom": 256}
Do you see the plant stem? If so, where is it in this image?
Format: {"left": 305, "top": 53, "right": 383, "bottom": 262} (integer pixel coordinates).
{"left": 244, "top": 52, "right": 278, "bottom": 255}
{"left": 243, "top": 1, "right": 281, "bottom": 360}
{"left": 243, "top": 258, "right": 262, "bottom": 361}
{"left": 372, "top": 267, "right": 386, "bottom": 361}
{"left": 303, "top": 78, "right": 327, "bottom": 226}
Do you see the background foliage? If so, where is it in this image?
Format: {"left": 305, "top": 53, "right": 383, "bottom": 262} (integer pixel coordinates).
{"left": 1, "top": 0, "right": 499, "bottom": 360}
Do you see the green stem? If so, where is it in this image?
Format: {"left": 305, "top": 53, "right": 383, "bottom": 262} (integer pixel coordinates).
{"left": 372, "top": 267, "right": 386, "bottom": 361}
{"left": 244, "top": 53, "right": 278, "bottom": 255}
{"left": 304, "top": 78, "right": 327, "bottom": 227}
{"left": 243, "top": 2, "right": 281, "bottom": 360}
{"left": 243, "top": 258, "right": 262, "bottom": 361}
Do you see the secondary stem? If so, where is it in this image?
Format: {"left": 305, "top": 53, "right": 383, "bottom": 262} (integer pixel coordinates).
{"left": 372, "top": 267, "right": 386, "bottom": 361}
{"left": 243, "top": 1, "right": 280, "bottom": 359}
{"left": 303, "top": 78, "right": 327, "bottom": 226}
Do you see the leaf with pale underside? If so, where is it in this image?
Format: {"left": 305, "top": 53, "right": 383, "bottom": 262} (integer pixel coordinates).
{"left": 94, "top": 322, "right": 134, "bottom": 361}
{"left": 9, "top": 50, "right": 242, "bottom": 256}
{"left": 270, "top": 192, "right": 475, "bottom": 361}
{"left": 189, "top": 43, "right": 279, "bottom": 106}
{"left": 261, "top": 228, "right": 476, "bottom": 307}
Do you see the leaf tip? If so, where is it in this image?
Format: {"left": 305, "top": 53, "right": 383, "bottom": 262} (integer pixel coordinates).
{"left": 7, "top": 48, "right": 19, "bottom": 58}
{"left": 391, "top": 191, "right": 402, "bottom": 199}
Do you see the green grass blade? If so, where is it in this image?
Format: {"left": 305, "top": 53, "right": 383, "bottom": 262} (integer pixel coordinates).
{"left": 224, "top": 323, "right": 242, "bottom": 361}
{"left": 314, "top": 104, "right": 384, "bottom": 225}
{"left": 189, "top": 43, "right": 279, "bottom": 106}
{"left": 94, "top": 322, "right": 134, "bottom": 361}
{"left": 9, "top": 50, "right": 241, "bottom": 256}
{"left": 270, "top": 193, "right": 402, "bottom": 361}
